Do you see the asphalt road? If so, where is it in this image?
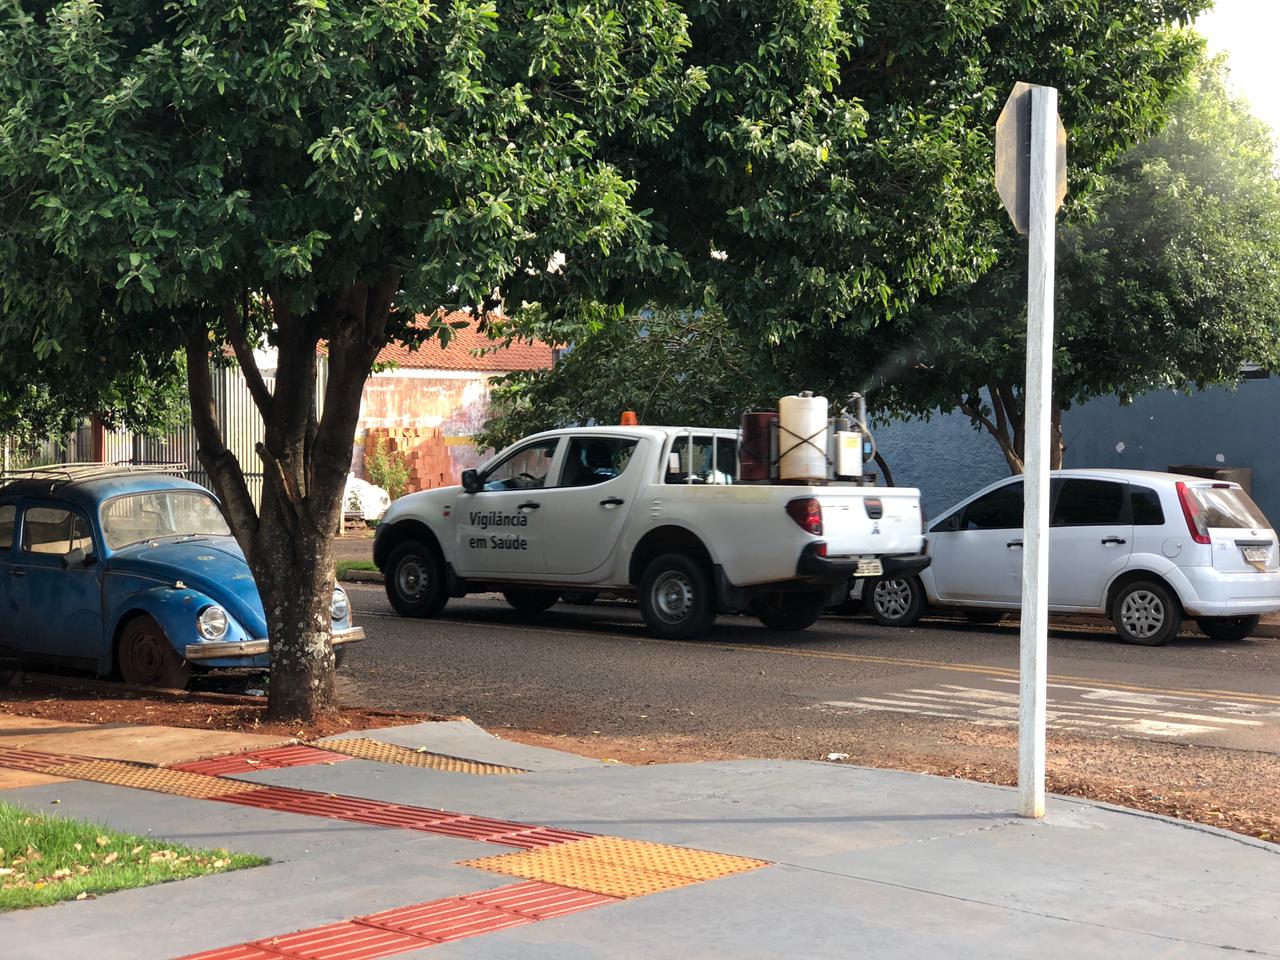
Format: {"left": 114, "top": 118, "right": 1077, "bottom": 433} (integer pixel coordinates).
{"left": 339, "top": 583, "right": 1280, "bottom": 756}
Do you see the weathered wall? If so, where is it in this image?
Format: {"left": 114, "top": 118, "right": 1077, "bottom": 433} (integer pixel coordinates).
{"left": 872, "top": 405, "right": 1013, "bottom": 518}
{"left": 356, "top": 369, "right": 495, "bottom": 491}
{"left": 1062, "top": 378, "right": 1279, "bottom": 525}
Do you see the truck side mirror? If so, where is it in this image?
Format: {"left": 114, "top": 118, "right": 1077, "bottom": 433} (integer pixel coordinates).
{"left": 460, "top": 469, "right": 481, "bottom": 493}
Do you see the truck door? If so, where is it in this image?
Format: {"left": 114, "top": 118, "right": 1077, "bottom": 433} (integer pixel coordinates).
{"left": 540, "top": 435, "right": 645, "bottom": 577}
{"left": 453, "top": 438, "right": 562, "bottom": 577}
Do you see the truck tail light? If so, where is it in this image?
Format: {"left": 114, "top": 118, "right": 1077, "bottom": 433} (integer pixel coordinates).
{"left": 1176, "top": 481, "right": 1211, "bottom": 545}
{"left": 786, "top": 497, "right": 823, "bottom": 535}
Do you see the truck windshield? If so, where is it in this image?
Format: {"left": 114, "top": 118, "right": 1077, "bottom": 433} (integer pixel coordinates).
{"left": 102, "top": 491, "right": 231, "bottom": 549}
{"left": 1188, "top": 486, "right": 1270, "bottom": 530}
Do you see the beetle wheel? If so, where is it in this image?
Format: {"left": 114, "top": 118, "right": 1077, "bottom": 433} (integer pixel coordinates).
{"left": 118, "top": 615, "right": 191, "bottom": 689}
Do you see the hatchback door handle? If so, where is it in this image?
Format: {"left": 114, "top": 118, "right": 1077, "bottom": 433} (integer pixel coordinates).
{"left": 518, "top": 501, "right": 540, "bottom": 510}
{"left": 1006, "top": 539, "right": 1023, "bottom": 549}
{"left": 1101, "top": 536, "right": 1127, "bottom": 545}
{"left": 600, "top": 497, "right": 625, "bottom": 508}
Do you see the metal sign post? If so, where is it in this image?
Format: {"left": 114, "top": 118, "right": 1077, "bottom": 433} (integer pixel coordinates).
{"left": 996, "top": 83, "right": 1066, "bottom": 819}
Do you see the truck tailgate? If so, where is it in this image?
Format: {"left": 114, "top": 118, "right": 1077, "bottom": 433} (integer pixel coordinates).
{"left": 815, "top": 488, "right": 923, "bottom": 557}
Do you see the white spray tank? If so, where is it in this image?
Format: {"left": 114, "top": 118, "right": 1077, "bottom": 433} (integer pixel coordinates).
{"left": 778, "top": 392, "right": 829, "bottom": 481}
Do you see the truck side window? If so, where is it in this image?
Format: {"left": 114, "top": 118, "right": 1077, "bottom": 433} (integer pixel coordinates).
{"left": 482, "top": 440, "right": 559, "bottom": 491}
{"left": 665, "top": 436, "right": 736, "bottom": 485}
{"left": 561, "top": 438, "right": 640, "bottom": 487}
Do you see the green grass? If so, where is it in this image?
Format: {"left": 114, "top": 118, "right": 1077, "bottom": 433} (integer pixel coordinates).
{"left": 0, "top": 802, "right": 267, "bottom": 910}
{"left": 336, "top": 559, "right": 378, "bottom": 579}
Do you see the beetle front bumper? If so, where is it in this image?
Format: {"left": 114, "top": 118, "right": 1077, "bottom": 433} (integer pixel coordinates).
{"left": 184, "top": 626, "right": 366, "bottom": 661}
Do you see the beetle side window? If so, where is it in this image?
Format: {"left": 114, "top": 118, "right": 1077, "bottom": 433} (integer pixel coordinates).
{"left": 482, "top": 440, "right": 559, "bottom": 491}
{"left": 560, "top": 438, "right": 640, "bottom": 487}
{"left": 961, "top": 482, "right": 1023, "bottom": 530}
{"left": 22, "top": 507, "right": 93, "bottom": 557}
{"left": 0, "top": 504, "right": 14, "bottom": 550}
{"left": 1052, "top": 479, "right": 1126, "bottom": 526}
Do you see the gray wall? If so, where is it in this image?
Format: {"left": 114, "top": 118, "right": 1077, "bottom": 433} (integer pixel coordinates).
{"left": 870, "top": 377, "right": 1280, "bottom": 527}
{"left": 1062, "top": 377, "right": 1280, "bottom": 525}
{"left": 872, "top": 409, "right": 1012, "bottom": 518}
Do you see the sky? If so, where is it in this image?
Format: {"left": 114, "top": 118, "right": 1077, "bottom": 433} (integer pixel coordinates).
{"left": 1195, "top": 0, "right": 1280, "bottom": 148}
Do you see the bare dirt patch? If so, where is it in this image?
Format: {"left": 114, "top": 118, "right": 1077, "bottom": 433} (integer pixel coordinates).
{"left": 0, "top": 672, "right": 445, "bottom": 741}
{"left": 505, "top": 723, "right": 1280, "bottom": 845}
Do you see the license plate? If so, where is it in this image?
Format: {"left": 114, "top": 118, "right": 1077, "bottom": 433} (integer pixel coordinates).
{"left": 1242, "top": 546, "right": 1270, "bottom": 563}
{"left": 855, "top": 559, "right": 883, "bottom": 577}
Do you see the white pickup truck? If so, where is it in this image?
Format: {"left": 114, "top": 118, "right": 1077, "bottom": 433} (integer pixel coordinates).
{"left": 373, "top": 425, "right": 928, "bottom": 638}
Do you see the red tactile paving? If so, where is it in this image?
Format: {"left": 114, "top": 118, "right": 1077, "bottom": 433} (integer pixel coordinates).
{"left": 178, "top": 944, "right": 288, "bottom": 960}
{"left": 464, "top": 881, "right": 621, "bottom": 919}
{"left": 485, "top": 826, "right": 597, "bottom": 849}
{"left": 254, "top": 922, "right": 424, "bottom": 960}
{"left": 0, "top": 746, "right": 86, "bottom": 773}
{"left": 213, "top": 787, "right": 390, "bottom": 820}
{"left": 413, "top": 814, "right": 534, "bottom": 842}
{"left": 359, "top": 898, "right": 533, "bottom": 942}
{"left": 174, "top": 746, "right": 351, "bottom": 776}
{"left": 339, "top": 805, "right": 457, "bottom": 830}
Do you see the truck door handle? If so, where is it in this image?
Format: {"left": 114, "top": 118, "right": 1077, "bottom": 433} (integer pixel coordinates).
{"left": 600, "top": 497, "right": 625, "bottom": 508}
{"left": 1006, "top": 539, "right": 1023, "bottom": 549}
{"left": 518, "top": 501, "right": 541, "bottom": 510}
{"left": 1101, "top": 536, "right": 1127, "bottom": 545}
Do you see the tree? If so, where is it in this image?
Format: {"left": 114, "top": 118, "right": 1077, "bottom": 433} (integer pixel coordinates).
{"left": 0, "top": 0, "right": 704, "bottom": 719}
{"left": 476, "top": 306, "right": 780, "bottom": 450}
{"left": 865, "top": 57, "right": 1280, "bottom": 472}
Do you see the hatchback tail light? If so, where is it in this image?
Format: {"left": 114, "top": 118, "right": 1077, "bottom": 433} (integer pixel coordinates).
{"left": 786, "top": 497, "right": 823, "bottom": 535}
{"left": 1176, "top": 481, "right": 1211, "bottom": 545}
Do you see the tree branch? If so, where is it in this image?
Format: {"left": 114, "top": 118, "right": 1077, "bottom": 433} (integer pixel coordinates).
{"left": 224, "top": 297, "right": 273, "bottom": 417}
{"left": 185, "top": 324, "right": 259, "bottom": 554}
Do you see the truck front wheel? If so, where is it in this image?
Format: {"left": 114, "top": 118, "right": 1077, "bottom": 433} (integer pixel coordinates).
{"left": 750, "top": 592, "right": 827, "bottom": 632}
{"left": 639, "top": 553, "right": 717, "bottom": 640}
{"left": 385, "top": 541, "right": 448, "bottom": 618}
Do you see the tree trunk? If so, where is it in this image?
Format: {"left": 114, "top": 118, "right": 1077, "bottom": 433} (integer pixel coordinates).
{"left": 1049, "top": 405, "right": 1064, "bottom": 470}
{"left": 184, "top": 278, "right": 398, "bottom": 721}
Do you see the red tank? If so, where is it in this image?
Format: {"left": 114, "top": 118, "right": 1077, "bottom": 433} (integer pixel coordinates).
{"left": 739, "top": 412, "right": 777, "bottom": 482}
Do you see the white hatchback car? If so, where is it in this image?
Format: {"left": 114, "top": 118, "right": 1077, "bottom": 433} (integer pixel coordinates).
{"left": 856, "top": 469, "right": 1280, "bottom": 644}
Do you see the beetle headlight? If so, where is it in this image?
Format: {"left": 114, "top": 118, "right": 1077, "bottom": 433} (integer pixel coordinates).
{"left": 331, "top": 586, "right": 350, "bottom": 622}
{"left": 197, "top": 605, "right": 230, "bottom": 641}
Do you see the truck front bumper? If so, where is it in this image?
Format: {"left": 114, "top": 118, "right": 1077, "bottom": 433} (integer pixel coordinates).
{"left": 185, "top": 626, "right": 366, "bottom": 662}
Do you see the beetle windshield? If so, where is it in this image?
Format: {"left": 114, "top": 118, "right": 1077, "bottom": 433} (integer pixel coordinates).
{"left": 101, "top": 491, "right": 231, "bottom": 549}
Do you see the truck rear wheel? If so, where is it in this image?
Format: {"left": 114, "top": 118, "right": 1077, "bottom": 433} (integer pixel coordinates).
{"left": 639, "top": 553, "right": 717, "bottom": 640}
{"left": 385, "top": 541, "right": 448, "bottom": 618}
{"left": 750, "top": 591, "right": 827, "bottom": 632}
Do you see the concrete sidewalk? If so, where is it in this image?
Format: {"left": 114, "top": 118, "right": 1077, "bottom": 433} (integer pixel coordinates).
{"left": 0, "top": 715, "right": 1276, "bottom": 959}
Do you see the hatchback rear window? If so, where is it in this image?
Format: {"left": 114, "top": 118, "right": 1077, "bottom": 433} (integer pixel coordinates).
{"left": 1187, "top": 486, "right": 1270, "bottom": 530}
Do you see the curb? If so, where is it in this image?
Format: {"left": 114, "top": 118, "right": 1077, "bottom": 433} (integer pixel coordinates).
{"left": 341, "top": 568, "right": 384, "bottom": 584}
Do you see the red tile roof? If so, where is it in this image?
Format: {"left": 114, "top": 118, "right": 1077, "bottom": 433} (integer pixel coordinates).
{"left": 375, "top": 311, "right": 554, "bottom": 372}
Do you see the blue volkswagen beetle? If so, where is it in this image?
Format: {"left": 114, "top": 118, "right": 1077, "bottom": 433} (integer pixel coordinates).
{"left": 0, "top": 466, "right": 363, "bottom": 687}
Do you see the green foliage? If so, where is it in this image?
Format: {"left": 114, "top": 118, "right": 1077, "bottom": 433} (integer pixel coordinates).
{"left": 0, "top": 801, "right": 265, "bottom": 910}
{"left": 864, "top": 56, "right": 1280, "bottom": 470}
{"left": 365, "top": 436, "right": 410, "bottom": 501}
{"left": 476, "top": 306, "right": 790, "bottom": 450}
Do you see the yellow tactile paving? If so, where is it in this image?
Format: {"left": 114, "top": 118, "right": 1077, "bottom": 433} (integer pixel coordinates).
{"left": 459, "top": 835, "right": 769, "bottom": 898}
{"left": 42, "top": 760, "right": 268, "bottom": 799}
{"left": 316, "top": 738, "right": 527, "bottom": 775}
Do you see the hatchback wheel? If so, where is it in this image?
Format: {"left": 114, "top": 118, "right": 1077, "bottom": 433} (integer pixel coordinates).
{"left": 867, "top": 576, "right": 925, "bottom": 627}
{"left": 1111, "top": 580, "right": 1182, "bottom": 645}
{"left": 1196, "top": 615, "right": 1259, "bottom": 642}
{"left": 503, "top": 589, "right": 559, "bottom": 615}
{"left": 118, "top": 615, "right": 190, "bottom": 689}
